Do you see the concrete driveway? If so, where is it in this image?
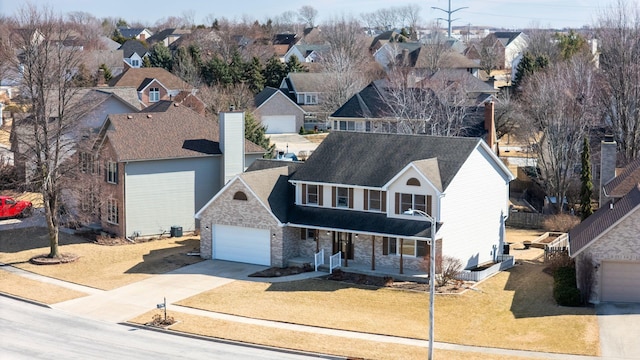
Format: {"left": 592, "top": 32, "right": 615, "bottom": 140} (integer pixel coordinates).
{"left": 597, "top": 302, "right": 640, "bottom": 359}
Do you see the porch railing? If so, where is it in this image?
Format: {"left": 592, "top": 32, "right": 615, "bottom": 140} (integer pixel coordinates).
{"left": 329, "top": 251, "right": 342, "bottom": 274}
{"left": 314, "top": 249, "right": 325, "bottom": 271}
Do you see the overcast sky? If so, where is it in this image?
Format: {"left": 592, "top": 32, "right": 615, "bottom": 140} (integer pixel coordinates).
{"left": 0, "top": 0, "right": 620, "bottom": 29}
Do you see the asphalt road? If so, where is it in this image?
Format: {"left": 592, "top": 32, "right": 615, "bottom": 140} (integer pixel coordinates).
{"left": 0, "top": 296, "right": 328, "bottom": 360}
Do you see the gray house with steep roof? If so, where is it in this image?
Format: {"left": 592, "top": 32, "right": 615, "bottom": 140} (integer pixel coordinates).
{"left": 253, "top": 87, "right": 306, "bottom": 134}
{"left": 197, "top": 131, "right": 513, "bottom": 270}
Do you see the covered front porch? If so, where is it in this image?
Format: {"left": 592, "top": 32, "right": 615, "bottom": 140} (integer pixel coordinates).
{"left": 288, "top": 255, "right": 430, "bottom": 283}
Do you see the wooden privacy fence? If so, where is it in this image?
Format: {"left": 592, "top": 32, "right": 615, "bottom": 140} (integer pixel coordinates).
{"left": 506, "top": 212, "right": 548, "bottom": 229}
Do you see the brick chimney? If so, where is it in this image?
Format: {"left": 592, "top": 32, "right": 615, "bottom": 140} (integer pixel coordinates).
{"left": 219, "top": 109, "right": 245, "bottom": 184}
{"left": 484, "top": 101, "right": 496, "bottom": 153}
{"left": 97, "top": 68, "right": 105, "bottom": 86}
{"left": 599, "top": 134, "right": 617, "bottom": 206}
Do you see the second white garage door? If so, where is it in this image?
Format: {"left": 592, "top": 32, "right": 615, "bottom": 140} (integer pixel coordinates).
{"left": 601, "top": 261, "right": 640, "bottom": 303}
{"left": 261, "top": 115, "right": 296, "bottom": 134}
{"left": 212, "top": 225, "right": 271, "bottom": 266}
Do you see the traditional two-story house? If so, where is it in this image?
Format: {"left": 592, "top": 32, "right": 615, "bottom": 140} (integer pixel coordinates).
{"left": 81, "top": 103, "right": 265, "bottom": 238}
{"left": 196, "top": 132, "right": 514, "bottom": 271}
{"left": 108, "top": 67, "right": 198, "bottom": 107}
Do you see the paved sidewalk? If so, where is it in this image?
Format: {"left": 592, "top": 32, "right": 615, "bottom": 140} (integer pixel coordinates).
{"left": 51, "top": 261, "right": 324, "bottom": 323}
{"left": 1, "top": 260, "right": 604, "bottom": 359}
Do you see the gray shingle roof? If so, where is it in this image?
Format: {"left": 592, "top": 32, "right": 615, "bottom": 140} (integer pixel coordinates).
{"left": 104, "top": 102, "right": 264, "bottom": 161}
{"left": 241, "top": 166, "right": 293, "bottom": 222}
{"left": 290, "top": 132, "right": 480, "bottom": 190}
{"left": 569, "top": 184, "right": 640, "bottom": 257}
{"left": 603, "top": 158, "right": 640, "bottom": 198}
{"left": 118, "top": 39, "right": 148, "bottom": 58}
{"left": 287, "top": 206, "right": 433, "bottom": 237}
{"left": 246, "top": 159, "right": 303, "bottom": 174}
{"left": 254, "top": 87, "right": 280, "bottom": 108}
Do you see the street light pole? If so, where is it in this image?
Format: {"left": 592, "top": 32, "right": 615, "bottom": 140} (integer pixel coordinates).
{"left": 405, "top": 208, "right": 436, "bottom": 360}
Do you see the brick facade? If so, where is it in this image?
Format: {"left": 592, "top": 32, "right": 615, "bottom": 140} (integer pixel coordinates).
{"left": 576, "top": 209, "right": 640, "bottom": 303}
{"left": 198, "top": 179, "right": 289, "bottom": 267}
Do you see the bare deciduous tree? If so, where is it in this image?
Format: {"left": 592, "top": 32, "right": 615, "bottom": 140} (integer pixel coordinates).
{"left": 1, "top": 4, "right": 87, "bottom": 257}
{"left": 597, "top": 0, "right": 640, "bottom": 162}
{"left": 298, "top": 5, "right": 318, "bottom": 28}
{"left": 519, "top": 56, "right": 599, "bottom": 213}
{"left": 319, "top": 16, "right": 373, "bottom": 114}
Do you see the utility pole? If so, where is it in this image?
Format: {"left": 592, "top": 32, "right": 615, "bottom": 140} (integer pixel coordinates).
{"left": 431, "top": 0, "right": 469, "bottom": 39}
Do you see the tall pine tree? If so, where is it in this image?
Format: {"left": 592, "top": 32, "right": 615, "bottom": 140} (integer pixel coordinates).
{"left": 580, "top": 137, "right": 594, "bottom": 220}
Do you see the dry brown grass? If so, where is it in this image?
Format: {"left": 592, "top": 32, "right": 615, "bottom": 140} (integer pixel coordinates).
{"left": 0, "top": 270, "right": 87, "bottom": 304}
{"left": 0, "top": 227, "right": 202, "bottom": 290}
{"left": 129, "top": 310, "right": 540, "bottom": 360}
{"left": 177, "top": 260, "right": 599, "bottom": 355}
{"left": 16, "top": 192, "right": 44, "bottom": 208}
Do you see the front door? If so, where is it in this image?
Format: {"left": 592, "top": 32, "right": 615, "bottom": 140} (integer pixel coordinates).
{"left": 332, "top": 232, "right": 354, "bottom": 260}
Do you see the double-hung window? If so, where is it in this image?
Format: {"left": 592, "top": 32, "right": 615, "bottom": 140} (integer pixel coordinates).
{"left": 336, "top": 187, "right": 349, "bottom": 208}
{"left": 106, "top": 161, "right": 118, "bottom": 184}
{"left": 368, "top": 190, "right": 383, "bottom": 211}
{"left": 397, "top": 193, "right": 428, "bottom": 214}
{"left": 107, "top": 198, "right": 118, "bottom": 224}
{"left": 149, "top": 87, "right": 160, "bottom": 102}
{"left": 307, "top": 185, "right": 318, "bottom": 205}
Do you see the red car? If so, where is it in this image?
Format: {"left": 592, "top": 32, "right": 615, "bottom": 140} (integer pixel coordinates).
{"left": 0, "top": 196, "right": 33, "bottom": 219}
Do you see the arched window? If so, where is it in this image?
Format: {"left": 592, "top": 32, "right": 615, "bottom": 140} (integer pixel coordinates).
{"left": 406, "top": 178, "right": 421, "bottom": 186}
{"left": 233, "top": 191, "right": 248, "bottom": 200}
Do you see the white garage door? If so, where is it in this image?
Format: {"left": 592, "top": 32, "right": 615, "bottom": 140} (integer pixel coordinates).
{"left": 261, "top": 115, "right": 296, "bottom": 134}
{"left": 601, "top": 261, "right": 640, "bottom": 303}
{"left": 213, "top": 225, "right": 271, "bottom": 266}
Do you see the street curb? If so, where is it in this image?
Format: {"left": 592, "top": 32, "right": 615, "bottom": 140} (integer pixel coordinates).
{"left": 0, "top": 291, "right": 51, "bottom": 308}
{"left": 120, "top": 321, "right": 345, "bottom": 360}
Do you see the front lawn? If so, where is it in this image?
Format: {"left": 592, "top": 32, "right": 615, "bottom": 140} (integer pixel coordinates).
{"left": 0, "top": 227, "right": 202, "bottom": 290}
{"left": 177, "top": 260, "right": 599, "bottom": 355}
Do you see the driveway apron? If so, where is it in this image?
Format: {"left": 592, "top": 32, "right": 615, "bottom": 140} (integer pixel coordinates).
{"left": 597, "top": 302, "right": 640, "bottom": 359}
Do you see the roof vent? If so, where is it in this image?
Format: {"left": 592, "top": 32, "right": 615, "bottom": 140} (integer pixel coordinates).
{"left": 610, "top": 202, "right": 614, "bottom": 210}
{"left": 173, "top": 103, "right": 179, "bottom": 107}
{"left": 127, "top": 115, "right": 133, "bottom": 119}
{"left": 229, "top": 104, "right": 235, "bottom": 111}
{"left": 146, "top": 114, "right": 152, "bottom": 118}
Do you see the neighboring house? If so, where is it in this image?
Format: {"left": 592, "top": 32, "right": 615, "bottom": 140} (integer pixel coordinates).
{"left": 108, "top": 67, "right": 199, "bottom": 107}
{"left": 569, "top": 140, "right": 640, "bottom": 303}
{"left": 147, "top": 28, "right": 192, "bottom": 47}
{"left": 117, "top": 27, "right": 153, "bottom": 41}
{"left": 375, "top": 41, "right": 480, "bottom": 79}
{"left": 253, "top": 87, "right": 306, "bottom": 134}
{"left": 119, "top": 40, "right": 149, "bottom": 68}
{"left": 284, "top": 44, "right": 330, "bottom": 63}
{"left": 280, "top": 72, "right": 332, "bottom": 123}
{"left": 485, "top": 32, "right": 529, "bottom": 70}
{"left": 83, "top": 49, "right": 124, "bottom": 78}
{"left": 197, "top": 132, "right": 514, "bottom": 270}
{"left": 11, "top": 87, "right": 143, "bottom": 181}
{"left": 82, "top": 102, "right": 265, "bottom": 238}
{"left": 329, "top": 76, "right": 497, "bottom": 143}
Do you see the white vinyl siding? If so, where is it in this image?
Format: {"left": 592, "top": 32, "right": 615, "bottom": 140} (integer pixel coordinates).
{"left": 439, "top": 147, "right": 510, "bottom": 269}
{"left": 125, "top": 157, "right": 220, "bottom": 237}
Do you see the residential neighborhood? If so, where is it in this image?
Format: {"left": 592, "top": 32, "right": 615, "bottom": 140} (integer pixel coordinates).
{"left": 1, "top": 1, "right": 639, "bottom": 359}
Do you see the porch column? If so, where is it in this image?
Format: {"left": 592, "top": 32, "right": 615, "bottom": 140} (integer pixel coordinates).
{"left": 371, "top": 236, "right": 375, "bottom": 270}
{"left": 399, "top": 238, "right": 404, "bottom": 274}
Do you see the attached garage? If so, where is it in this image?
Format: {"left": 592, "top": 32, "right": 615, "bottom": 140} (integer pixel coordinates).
{"left": 261, "top": 115, "right": 296, "bottom": 134}
{"left": 212, "top": 225, "right": 271, "bottom": 265}
{"left": 601, "top": 261, "right": 640, "bottom": 303}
